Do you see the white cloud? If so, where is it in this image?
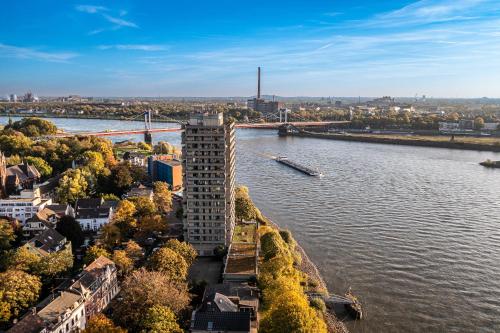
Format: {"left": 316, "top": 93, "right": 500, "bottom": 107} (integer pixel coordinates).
{"left": 0, "top": 43, "right": 78, "bottom": 62}
{"left": 99, "top": 44, "right": 168, "bottom": 51}
{"left": 102, "top": 14, "right": 138, "bottom": 28}
{"left": 75, "top": 5, "right": 107, "bottom": 14}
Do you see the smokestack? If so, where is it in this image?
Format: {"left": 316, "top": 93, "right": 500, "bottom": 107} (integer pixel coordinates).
{"left": 257, "top": 67, "right": 261, "bottom": 99}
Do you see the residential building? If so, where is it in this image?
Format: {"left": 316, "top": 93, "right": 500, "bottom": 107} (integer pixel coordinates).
{"left": 23, "top": 207, "right": 58, "bottom": 237}
{"left": 67, "top": 256, "right": 120, "bottom": 319}
{"left": 122, "top": 151, "right": 148, "bottom": 167}
{"left": 22, "top": 204, "right": 73, "bottom": 237}
{"left": 190, "top": 282, "right": 259, "bottom": 333}
{"left": 182, "top": 113, "right": 236, "bottom": 256}
{"left": 8, "top": 291, "right": 86, "bottom": 333}
{"left": 0, "top": 188, "right": 52, "bottom": 224}
{"left": 124, "top": 184, "right": 154, "bottom": 200}
{"left": 23, "top": 228, "right": 71, "bottom": 257}
{"left": 0, "top": 154, "right": 41, "bottom": 197}
{"left": 74, "top": 198, "right": 114, "bottom": 231}
{"left": 148, "top": 155, "right": 183, "bottom": 190}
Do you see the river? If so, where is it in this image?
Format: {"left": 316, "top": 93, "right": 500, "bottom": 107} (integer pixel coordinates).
{"left": 2, "top": 117, "right": 500, "bottom": 333}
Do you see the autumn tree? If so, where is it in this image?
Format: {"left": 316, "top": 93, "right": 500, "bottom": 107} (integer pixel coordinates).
{"left": 113, "top": 269, "right": 190, "bottom": 329}
{"left": 124, "top": 240, "right": 144, "bottom": 263}
{"left": 235, "top": 186, "right": 261, "bottom": 221}
{"left": 8, "top": 247, "right": 40, "bottom": 272}
{"left": 81, "top": 151, "right": 107, "bottom": 176}
{"left": 56, "top": 215, "right": 84, "bottom": 251}
{"left": 153, "top": 181, "right": 173, "bottom": 214}
{"left": 260, "top": 278, "right": 327, "bottom": 333}
{"left": 0, "top": 219, "right": 15, "bottom": 251}
{"left": 129, "top": 196, "right": 157, "bottom": 218}
{"left": 83, "top": 313, "right": 127, "bottom": 333}
{"left": 0, "top": 270, "right": 41, "bottom": 322}
{"left": 163, "top": 239, "right": 197, "bottom": 266}
{"left": 25, "top": 156, "right": 53, "bottom": 178}
{"left": 139, "top": 305, "right": 183, "bottom": 333}
{"left": 56, "top": 168, "right": 92, "bottom": 204}
{"left": 35, "top": 246, "right": 73, "bottom": 277}
{"left": 84, "top": 246, "right": 110, "bottom": 264}
{"left": 153, "top": 141, "right": 174, "bottom": 154}
{"left": 112, "top": 250, "right": 133, "bottom": 276}
{"left": 147, "top": 247, "right": 188, "bottom": 282}
{"left": 113, "top": 200, "right": 137, "bottom": 234}
{"left": 101, "top": 224, "right": 123, "bottom": 249}
{"left": 474, "top": 116, "right": 485, "bottom": 130}
{"left": 5, "top": 117, "right": 57, "bottom": 137}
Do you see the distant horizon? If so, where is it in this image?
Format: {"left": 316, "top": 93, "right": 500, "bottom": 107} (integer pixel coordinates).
{"left": 3, "top": 1, "right": 500, "bottom": 97}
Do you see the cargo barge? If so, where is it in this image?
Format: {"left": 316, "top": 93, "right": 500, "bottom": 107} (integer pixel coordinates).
{"left": 275, "top": 156, "right": 322, "bottom": 176}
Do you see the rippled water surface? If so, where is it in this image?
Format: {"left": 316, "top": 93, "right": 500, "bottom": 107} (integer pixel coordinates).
{"left": 3, "top": 117, "right": 500, "bottom": 332}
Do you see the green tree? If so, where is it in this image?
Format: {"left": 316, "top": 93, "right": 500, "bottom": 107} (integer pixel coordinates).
{"left": 163, "top": 239, "right": 197, "bottom": 267}
{"left": 130, "top": 196, "right": 157, "bottom": 217}
{"left": 139, "top": 305, "right": 183, "bottom": 333}
{"left": 153, "top": 181, "right": 173, "bottom": 214}
{"left": 35, "top": 247, "right": 73, "bottom": 277}
{"left": 56, "top": 215, "right": 84, "bottom": 251}
{"left": 5, "top": 117, "right": 57, "bottom": 137}
{"left": 56, "top": 168, "right": 91, "bottom": 204}
{"left": 147, "top": 247, "right": 188, "bottom": 282}
{"left": 83, "top": 313, "right": 127, "bottom": 333}
{"left": 25, "top": 156, "right": 53, "bottom": 178}
{"left": 153, "top": 141, "right": 174, "bottom": 154}
{"left": 101, "top": 193, "right": 120, "bottom": 201}
{"left": 101, "top": 224, "right": 123, "bottom": 248}
{"left": 113, "top": 268, "right": 190, "bottom": 330}
{"left": 235, "top": 186, "right": 261, "bottom": 221}
{"left": 0, "top": 270, "right": 41, "bottom": 322}
{"left": 84, "top": 246, "right": 110, "bottom": 265}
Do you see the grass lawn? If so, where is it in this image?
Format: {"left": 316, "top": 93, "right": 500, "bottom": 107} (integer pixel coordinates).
{"left": 233, "top": 223, "right": 257, "bottom": 243}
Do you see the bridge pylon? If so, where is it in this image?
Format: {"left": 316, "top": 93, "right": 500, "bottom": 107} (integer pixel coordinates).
{"left": 144, "top": 110, "right": 153, "bottom": 145}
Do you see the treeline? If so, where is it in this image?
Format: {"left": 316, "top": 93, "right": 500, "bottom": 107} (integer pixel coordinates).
{"left": 234, "top": 186, "right": 330, "bottom": 332}
{"left": 0, "top": 118, "right": 149, "bottom": 201}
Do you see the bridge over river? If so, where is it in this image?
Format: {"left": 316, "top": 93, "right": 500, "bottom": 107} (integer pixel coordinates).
{"left": 47, "top": 120, "right": 350, "bottom": 138}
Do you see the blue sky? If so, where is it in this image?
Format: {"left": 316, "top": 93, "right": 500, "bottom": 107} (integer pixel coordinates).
{"left": 1, "top": 0, "right": 500, "bottom": 97}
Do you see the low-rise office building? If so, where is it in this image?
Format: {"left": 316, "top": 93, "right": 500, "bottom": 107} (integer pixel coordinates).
{"left": 0, "top": 188, "right": 52, "bottom": 224}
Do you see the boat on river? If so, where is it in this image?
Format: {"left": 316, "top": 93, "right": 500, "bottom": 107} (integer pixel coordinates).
{"left": 275, "top": 156, "right": 322, "bottom": 176}
{"left": 479, "top": 160, "right": 500, "bottom": 168}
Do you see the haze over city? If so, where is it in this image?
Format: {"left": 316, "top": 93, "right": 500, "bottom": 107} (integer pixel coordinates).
{"left": 2, "top": 0, "right": 500, "bottom": 97}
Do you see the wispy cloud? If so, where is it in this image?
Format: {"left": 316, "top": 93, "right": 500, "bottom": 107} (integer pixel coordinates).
{"left": 0, "top": 43, "right": 78, "bottom": 62}
{"left": 371, "top": 0, "right": 492, "bottom": 26}
{"left": 99, "top": 44, "right": 168, "bottom": 51}
{"left": 75, "top": 5, "right": 107, "bottom": 14}
{"left": 76, "top": 4, "right": 138, "bottom": 32}
{"left": 102, "top": 14, "right": 138, "bottom": 28}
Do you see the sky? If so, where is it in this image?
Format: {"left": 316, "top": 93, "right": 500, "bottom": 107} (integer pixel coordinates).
{"left": 1, "top": 0, "right": 500, "bottom": 98}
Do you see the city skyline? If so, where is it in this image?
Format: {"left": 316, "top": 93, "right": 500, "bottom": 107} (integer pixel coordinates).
{"left": 2, "top": 0, "right": 500, "bottom": 97}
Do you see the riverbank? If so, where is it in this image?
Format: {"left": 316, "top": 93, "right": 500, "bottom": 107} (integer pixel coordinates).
{"left": 264, "top": 217, "right": 349, "bottom": 333}
{"left": 286, "top": 131, "right": 500, "bottom": 152}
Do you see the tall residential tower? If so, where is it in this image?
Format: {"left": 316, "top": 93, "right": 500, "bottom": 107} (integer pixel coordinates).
{"left": 182, "top": 113, "right": 236, "bottom": 256}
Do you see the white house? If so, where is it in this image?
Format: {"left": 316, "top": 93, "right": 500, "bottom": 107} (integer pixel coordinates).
{"left": 74, "top": 198, "right": 115, "bottom": 231}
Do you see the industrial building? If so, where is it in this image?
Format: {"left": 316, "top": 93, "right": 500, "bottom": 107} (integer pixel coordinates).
{"left": 182, "top": 112, "right": 236, "bottom": 256}
{"left": 247, "top": 67, "right": 282, "bottom": 114}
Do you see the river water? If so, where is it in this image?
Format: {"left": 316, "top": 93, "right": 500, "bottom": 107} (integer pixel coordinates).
{"left": 2, "top": 117, "right": 500, "bottom": 333}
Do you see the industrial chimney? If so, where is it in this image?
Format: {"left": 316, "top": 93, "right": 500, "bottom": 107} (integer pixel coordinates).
{"left": 257, "top": 67, "right": 261, "bottom": 99}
